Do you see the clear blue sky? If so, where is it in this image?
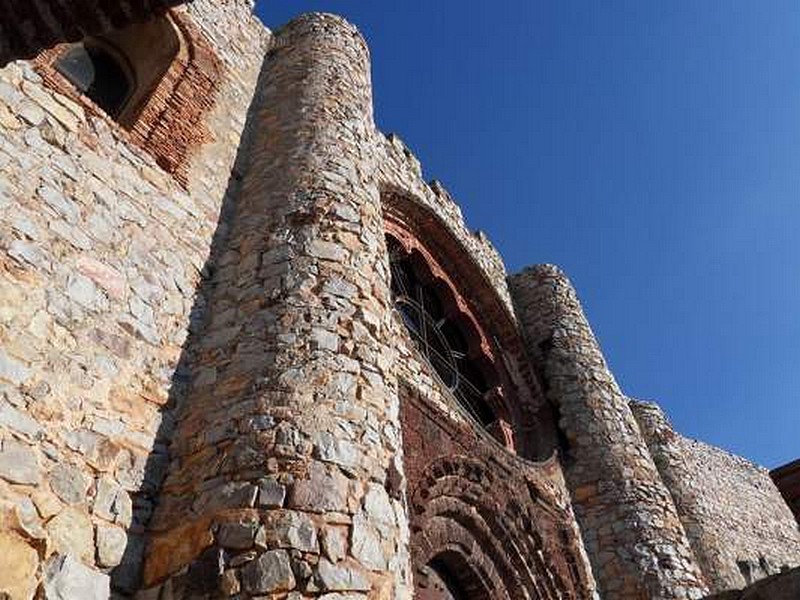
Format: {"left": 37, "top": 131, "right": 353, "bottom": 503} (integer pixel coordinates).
{"left": 257, "top": 2, "right": 800, "bottom": 469}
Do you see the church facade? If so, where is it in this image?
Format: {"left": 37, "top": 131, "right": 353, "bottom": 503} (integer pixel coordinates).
{"left": 0, "top": 2, "right": 798, "bottom": 599}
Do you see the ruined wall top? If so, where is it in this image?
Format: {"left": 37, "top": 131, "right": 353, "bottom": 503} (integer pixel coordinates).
{"left": 631, "top": 399, "right": 800, "bottom": 593}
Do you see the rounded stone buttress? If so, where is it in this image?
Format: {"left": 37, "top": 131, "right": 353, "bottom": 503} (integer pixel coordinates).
{"left": 142, "top": 13, "right": 412, "bottom": 598}
{"left": 509, "top": 264, "right": 708, "bottom": 600}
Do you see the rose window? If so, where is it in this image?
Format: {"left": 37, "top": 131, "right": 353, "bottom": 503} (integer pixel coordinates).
{"left": 388, "top": 237, "right": 496, "bottom": 427}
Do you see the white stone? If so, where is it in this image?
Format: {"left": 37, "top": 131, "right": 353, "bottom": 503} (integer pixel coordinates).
{"left": 0, "top": 438, "right": 40, "bottom": 484}
{"left": 7, "top": 239, "right": 48, "bottom": 270}
{"left": 0, "top": 351, "right": 30, "bottom": 385}
{"left": 317, "top": 559, "right": 371, "bottom": 591}
{"left": 350, "top": 513, "right": 386, "bottom": 570}
{"left": 96, "top": 524, "right": 127, "bottom": 567}
{"left": 43, "top": 554, "right": 110, "bottom": 600}
{"left": 46, "top": 507, "right": 94, "bottom": 562}
{"left": 66, "top": 273, "right": 98, "bottom": 309}
{"left": 0, "top": 400, "right": 41, "bottom": 438}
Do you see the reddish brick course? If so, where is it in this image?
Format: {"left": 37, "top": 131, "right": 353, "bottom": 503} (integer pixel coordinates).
{"left": 32, "top": 11, "right": 223, "bottom": 187}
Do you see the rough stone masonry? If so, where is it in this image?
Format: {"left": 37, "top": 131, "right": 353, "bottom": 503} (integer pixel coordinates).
{"left": 0, "top": 2, "right": 798, "bottom": 599}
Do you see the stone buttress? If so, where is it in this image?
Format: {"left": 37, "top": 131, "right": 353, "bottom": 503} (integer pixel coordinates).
{"left": 509, "top": 265, "right": 708, "bottom": 600}
{"left": 142, "top": 14, "right": 412, "bottom": 598}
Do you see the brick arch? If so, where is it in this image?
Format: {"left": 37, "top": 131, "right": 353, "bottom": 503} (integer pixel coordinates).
{"left": 32, "top": 9, "right": 224, "bottom": 186}
{"left": 409, "top": 454, "right": 578, "bottom": 599}
{"left": 382, "top": 189, "right": 560, "bottom": 460}
{"left": 425, "top": 548, "right": 496, "bottom": 600}
{"left": 131, "top": 11, "right": 223, "bottom": 184}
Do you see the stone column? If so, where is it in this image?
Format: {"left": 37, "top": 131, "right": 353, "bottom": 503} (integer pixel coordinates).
{"left": 508, "top": 265, "right": 707, "bottom": 600}
{"left": 142, "top": 13, "right": 411, "bottom": 598}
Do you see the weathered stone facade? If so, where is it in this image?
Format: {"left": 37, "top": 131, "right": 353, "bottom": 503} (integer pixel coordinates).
{"left": 631, "top": 401, "right": 800, "bottom": 593}
{"left": 0, "top": 3, "right": 798, "bottom": 600}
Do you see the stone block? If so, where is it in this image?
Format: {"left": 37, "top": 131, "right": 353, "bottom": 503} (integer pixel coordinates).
{"left": 266, "top": 510, "right": 318, "bottom": 553}
{"left": 46, "top": 506, "right": 95, "bottom": 562}
{"left": 350, "top": 513, "right": 385, "bottom": 571}
{"left": 0, "top": 350, "right": 31, "bottom": 385}
{"left": 96, "top": 523, "right": 127, "bottom": 567}
{"left": 217, "top": 519, "right": 259, "bottom": 549}
{"left": 43, "top": 554, "right": 110, "bottom": 600}
{"left": 241, "top": 550, "right": 296, "bottom": 594}
{"left": 258, "top": 477, "right": 286, "bottom": 508}
{"left": 0, "top": 438, "right": 40, "bottom": 484}
{"left": 321, "top": 525, "right": 348, "bottom": 563}
{"left": 0, "top": 531, "right": 39, "bottom": 599}
{"left": 0, "top": 400, "right": 42, "bottom": 438}
{"left": 50, "top": 463, "right": 90, "bottom": 505}
{"left": 288, "top": 462, "right": 349, "bottom": 514}
{"left": 317, "top": 559, "right": 371, "bottom": 592}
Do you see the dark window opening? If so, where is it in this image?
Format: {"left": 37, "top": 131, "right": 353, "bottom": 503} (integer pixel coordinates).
{"left": 51, "top": 16, "right": 180, "bottom": 127}
{"left": 388, "top": 236, "right": 497, "bottom": 428}
{"left": 55, "top": 43, "right": 133, "bottom": 118}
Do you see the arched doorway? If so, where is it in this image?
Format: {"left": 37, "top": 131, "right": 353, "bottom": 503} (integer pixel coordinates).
{"left": 415, "top": 551, "right": 492, "bottom": 600}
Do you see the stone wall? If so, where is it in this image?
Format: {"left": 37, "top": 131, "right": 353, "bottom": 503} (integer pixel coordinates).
{"left": 631, "top": 400, "right": 800, "bottom": 593}
{"left": 141, "top": 13, "right": 415, "bottom": 598}
{"left": 510, "top": 265, "right": 708, "bottom": 600}
{"left": 0, "top": 1, "right": 267, "bottom": 597}
{"left": 702, "top": 565, "right": 800, "bottom": 600}
{"left": 3, "top": 3, "right": 798, "bottom": 599}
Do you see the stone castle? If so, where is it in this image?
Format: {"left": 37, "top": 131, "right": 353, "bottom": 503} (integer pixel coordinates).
{"left": 0, "top": 2, "right": 798, "bottom": 599}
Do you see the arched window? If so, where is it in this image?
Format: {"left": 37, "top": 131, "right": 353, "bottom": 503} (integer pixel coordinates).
{"left": 55, "top": 42, "right": 134, "bottom": 118}
{"left": 388, "top": 236, "right": 497, "bottom": 427}
{"left": 36, "top": 12, "right": 223, "bottom": 185}
{"left": 53, "top": 16, "right": 180, "bottom": 125}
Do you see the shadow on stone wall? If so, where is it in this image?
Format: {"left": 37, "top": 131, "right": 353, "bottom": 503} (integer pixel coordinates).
{"left": 701, "top": 565, "right": 800, "bottom": 600}
{"left": 109, "top": 52, "right": 270, "bottom": 596}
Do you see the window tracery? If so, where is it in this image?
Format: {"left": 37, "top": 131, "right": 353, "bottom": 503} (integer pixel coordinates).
{"left": 388, "top": 236, "right": 497, "bottom": 428}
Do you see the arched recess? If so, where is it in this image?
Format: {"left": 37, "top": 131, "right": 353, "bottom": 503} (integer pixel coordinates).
{"left": 409, "top": 455, "right": 585, "bottom": 600}
{"left": 420, "top": 550, "right": 494, "bottom": 600}
{"left": 382, "top": 189, "right": 560, "bottom": 460}
{"left": 34, "top": 10, "right": 224, "bottom": 185}
{"left": 53, "top": 15, "right": 181, "bottom": 124}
